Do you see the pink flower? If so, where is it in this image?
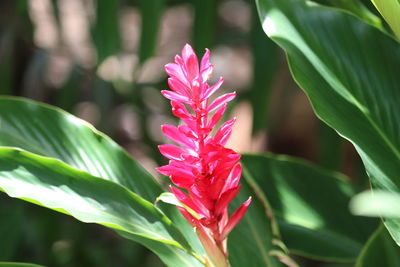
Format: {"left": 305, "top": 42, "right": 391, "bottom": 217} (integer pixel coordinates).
{"left": 157, "top": 44, "right": 251, "bottom": 266}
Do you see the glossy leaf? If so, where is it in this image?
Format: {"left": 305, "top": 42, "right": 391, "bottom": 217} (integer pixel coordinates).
{"left": 327, "top": 0, "right": 383, "bottom": 29}
{"left": 241, "top": 154, "right": 377, "bottom": 261}
{"left": 0, "top": 97, "right": 161, "bottom": 202}
{"left": 370, "top": 0, "right": 400, "bottom": 39}
{"left": 156, "top": 203, "right": 206, "bottom": 261}
{"left": 156, "top": 192, "right": 201, "bottom": 220}
{"left": 117, "top": 231, "right": 204, "bottom": 267}
{"left": 0, "top": 97, "right": 205, "bottom": 265}
{"left": 256, "top": 0, "right": 400, "bottom": 245}
{"left": 355, "top": 224, "right": 400, "bottom": 267}
{"left": 0, "top": 147, "right": 203, "bottom": 267}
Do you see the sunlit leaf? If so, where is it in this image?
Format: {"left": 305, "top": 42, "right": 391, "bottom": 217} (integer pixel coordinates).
{"left": 0, "top": 147, "right": 203, "bottom": 267}
{"left": 327, "top": 0, "right": 383, "bottom": 29}
{"left": 242, "top": 154, "right": 377, "bottom": 261}
{"left": 370, "top": 0, "right": 400, "bottom": 39}
{"left": 256, "top": 0, "right": 400, "bottom": 245}
{"left": 0, "top": 97, "right": 204, "bottom": 265}
{"left": 0, "top": 97, "right": 161, "bottom": 202}
{"left": 156, "top": 192, "right": 202, "bottom": 220}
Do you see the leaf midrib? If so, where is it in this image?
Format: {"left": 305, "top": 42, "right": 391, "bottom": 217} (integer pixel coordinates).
{"left": 242, "top": 165, "right": 281, "bottom": 267}
{"left": 0, "top": 148, "right": 183, "bottom": 248}
{"left": 265, "top": 2, "right": 400, "bottom": 168}
{"left": 1, "top": 181, "right": 203, "bottom": 267}
{"left": 0, "top": 174, "right": 178, "bottom": 246}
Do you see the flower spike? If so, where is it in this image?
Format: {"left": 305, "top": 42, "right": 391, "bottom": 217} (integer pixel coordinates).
{"left": 158, "top": 44, "right": 252, "bottom": 266}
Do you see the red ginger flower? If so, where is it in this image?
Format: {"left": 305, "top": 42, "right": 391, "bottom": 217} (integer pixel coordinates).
{"left": 157, "top": 44, "right": 251, "bottom": 266}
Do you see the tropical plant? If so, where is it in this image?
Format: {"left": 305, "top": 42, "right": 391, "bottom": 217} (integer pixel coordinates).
{"left": 0, "top": 0, "right": 399, "bottom": 266}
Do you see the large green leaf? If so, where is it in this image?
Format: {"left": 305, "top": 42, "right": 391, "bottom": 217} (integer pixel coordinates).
{"left": 0, "top": 99, "right": 293, "bottom": 265}
{"left": 0, "top": 147, "right": 203, "bottom": 267}
{"left": 256, "top": 0, "right": 400, "bottom": 244}
{"left": 0, "top": 97, "right": 160, "bottom": 202}
{"left": 241, "top": 154, "right": 377, "bottom": 261}
{"left": 355, "top": 224, "right": 400, "bottom": 267}
{"left": 0, "top": 97, "right": 205, "bottom": 264}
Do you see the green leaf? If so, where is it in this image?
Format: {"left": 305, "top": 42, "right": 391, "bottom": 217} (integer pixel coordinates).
{"left": 117, "top": 231, "right": 204, "bottom": 267}
{"left": 228, "top": 175, "right": 291, "bottom": 267}
{"left": 0, "top": 97, "right": 161, "bottom": 202}
{"left": 0, "top": 263, "right": 45, "bottom": 267}
{"left": 0, "top": 147, "right": 203, "bottom": 267}
{"left": 350, "top": 190, "right": 400, "bottom": 218}
{"left": 154, "top": 186, "right": 292, "bottom": 267}
{"left": 0, "top": 97, "right": 205, "bottom": 264}
{"left": 241, "top": 154, "right": 378, "bottom": 261}
{"left": 192, "top": 0, "right": 217, "bottom": 52}
{"left": 355, "top": 224, "right": 400, "bottom": 267}
{"left": 370, "top": 0, "right": 400, "bottom": 39}
{"left": 318, "top": 121, "right": 343, "bottom": 171}
{"left": 139, "top": 0, "right": 164, "bottom": 63}
{"left": 326, "top": 0, "right": 383, "bottom": 29}
{"left": 256, "top": 0, "right": 400, "bottom": 245}
{"left": 157, "top": 170, "right": 294, "bottom": 266}
{"left": 156, "top": 192, "right": 202, "bottom": 220}
{"left": 92, "top": 0, "right": 121, "bottom": 64}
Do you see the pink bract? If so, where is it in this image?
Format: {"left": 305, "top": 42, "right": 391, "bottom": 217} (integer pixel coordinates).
{"left": 157, "top": 44, "right": 251, "bottom": 265}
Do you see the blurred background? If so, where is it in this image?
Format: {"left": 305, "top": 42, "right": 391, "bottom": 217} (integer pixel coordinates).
{"left": 0, "top": 0, "right": 370, "bottom": 266}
